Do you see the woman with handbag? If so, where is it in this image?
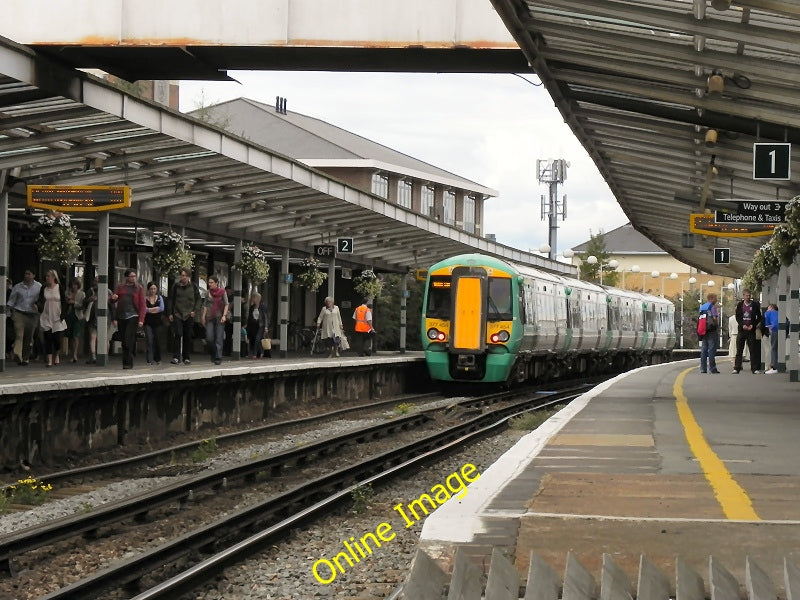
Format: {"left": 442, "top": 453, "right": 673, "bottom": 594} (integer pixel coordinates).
{"left": 65, "top": 279, "right": 85, "bottom": 363}
{"left": 316, "top": 296, "right": 344, "bottom": 358}
{"left": 246, "top": 292, "right": 270, "bottom": 358}
{"left": 38, "top": 269, "right": 67, "bottom": 367}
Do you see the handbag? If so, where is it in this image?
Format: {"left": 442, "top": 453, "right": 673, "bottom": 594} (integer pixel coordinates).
{"left": 755, "top": 327, "right": 763, "bottom": 341}
{"left": 339, "top": 334, "right": 350, "bottom": 351}
{"left": 261, "top": 338, "right": 272, "bottom": 350}
{"left": 84, "top": 301, "right": 94, "bottom": 322}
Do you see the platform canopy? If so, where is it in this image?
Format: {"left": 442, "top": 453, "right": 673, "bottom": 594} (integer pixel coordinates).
{"left": 0, "top": 37, "right": 571, "bottom": 276}
{"left": 491, "top": 0, "right": 800, "bottom": 277}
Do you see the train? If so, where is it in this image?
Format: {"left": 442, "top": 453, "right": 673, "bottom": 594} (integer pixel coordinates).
{"left": 421, "top": 254, "right": 675, "bottom": 384}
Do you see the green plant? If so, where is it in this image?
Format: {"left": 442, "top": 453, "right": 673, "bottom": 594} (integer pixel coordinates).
{"left": 37, "top": 213, "right": 81, "bottom": 266}
{"left": 190, "top": 437, "right": 218, "bottom": 463}
{"left": 509, "top": 405, "right": 565, "bottom": 431}
{"left": 4, "top": 476, "right": 53, "bottom": 506}
{"left": 297, "top": 257, "right": 327, "bottom": 292}
{"left": 234, "top": 244, "right": 270, "bottom": 285}
{"left": 394, "top": 402, "right": 414, "bottom": 415}
{"left": 350, "top": 483, "right": 375, "bottom": 514}
{"left": 153, "top": 230, "right": 194, "bottom": 276}
{"left": 80, "top": 502, "right": 93, "bottom": 514}
{"left": 353, "top": 269, "right": 383, "bottom": 301}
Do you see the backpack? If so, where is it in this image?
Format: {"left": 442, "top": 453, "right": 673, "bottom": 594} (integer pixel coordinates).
{"left": 697, "top": 308, "right": 717, "bottom": 338}
{"left": 697, "top": 312, "right": 708, "bottom": 338}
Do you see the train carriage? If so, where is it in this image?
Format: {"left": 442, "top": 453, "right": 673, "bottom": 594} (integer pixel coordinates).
{"left": 422, "top": 253, "right": 675, "bottom": 384}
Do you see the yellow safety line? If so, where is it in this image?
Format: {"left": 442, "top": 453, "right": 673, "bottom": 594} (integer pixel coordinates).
{"left": 673, "top": 367, "right": 760, "bottom": 520}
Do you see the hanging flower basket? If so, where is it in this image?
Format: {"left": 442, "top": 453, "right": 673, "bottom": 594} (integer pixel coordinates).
{"left": 234, "top": 243, "right": 270, "bottom": 284}
{"left": 296, "top": 257, "right": 327, "bottom": 292}
{"left": 353, "top": 269, "right": 383, "bottom": 301}
{"left": 152, "top": 231, "right": 194, "bottom": 276}
{"left": 36, "top": 212, "right": 81, "bottom": 266}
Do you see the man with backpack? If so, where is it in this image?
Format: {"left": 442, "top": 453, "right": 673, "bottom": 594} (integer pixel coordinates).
{"left": 167, "top": 268, "right": 201, "bottom": 365}
{"left": 698, "top": 292, "right": 720, "bottom": 374}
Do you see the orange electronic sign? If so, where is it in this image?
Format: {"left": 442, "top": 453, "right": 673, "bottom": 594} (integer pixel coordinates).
{"left": 689, "top": 213, "right": 774, "bottom": 237}
{"left": 27, "top": 185, "right": 131, "bottom": 212}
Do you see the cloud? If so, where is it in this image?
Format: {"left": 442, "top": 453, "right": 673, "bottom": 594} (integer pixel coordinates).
{"left": 179, "top": 71, "right": 628, "bottom": 254}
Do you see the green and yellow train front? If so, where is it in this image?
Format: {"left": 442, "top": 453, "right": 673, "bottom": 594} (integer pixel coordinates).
{"left": 422, "top": 256, "right": 520, "bottom": 382}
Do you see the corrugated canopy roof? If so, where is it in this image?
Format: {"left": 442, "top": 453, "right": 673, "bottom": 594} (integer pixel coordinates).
{"left": 490, "top": 0, "right": 800, "bottom": 278}
{"left": 0, "top": 36, "right": 570, "bottom": 275}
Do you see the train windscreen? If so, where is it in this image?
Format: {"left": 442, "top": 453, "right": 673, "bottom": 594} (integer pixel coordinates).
{"left": 487, "top": 278, "right": 512, "bottom": 321}
{"left": 425, "top": 276, "right": 452, "bottom": 318}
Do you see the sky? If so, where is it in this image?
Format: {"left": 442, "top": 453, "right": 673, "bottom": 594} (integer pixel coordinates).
{"left": 178, "top": 71, "right": 628, "bottom": 256}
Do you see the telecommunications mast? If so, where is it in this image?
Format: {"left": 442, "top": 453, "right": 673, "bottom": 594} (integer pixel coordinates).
{"left": 537, "top": 159, "right": 568, "bottom": 259}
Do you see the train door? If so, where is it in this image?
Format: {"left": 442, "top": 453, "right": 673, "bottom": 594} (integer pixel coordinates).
{"left": 450, "top": 266, "right": 488, "bottom": 354}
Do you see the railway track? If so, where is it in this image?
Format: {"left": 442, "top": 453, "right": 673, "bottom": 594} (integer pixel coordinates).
{"left": 22, "top": 384, "right": 589, "bottom": 600}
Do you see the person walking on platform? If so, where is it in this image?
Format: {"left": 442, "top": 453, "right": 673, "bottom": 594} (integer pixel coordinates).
{"left": 38, "top": 269, "right": 67, "bottom": 368}
{"left": 7, "top": 269, "right": 42, "bottom": 366}
{"left": 698, "top": 292, "right": 720, "bottom": 374}
{"left": 167, "top": 268, "right": 201, "bottom": 365}
{"left": 111, "top": 269, "right": 146, "bottom": 370}
{"left": 144, "top": 282, "right": 165, "bottom": 365}
{"left": 352, "top": 299, "right": 375, "bottom": 356}
{"left": 764, "top": 303, "right": 779, "bottom": 374}
{"left": 64, "top": 278, "right": 85, "bottom": 363}
{"left": 316, "top": 296, "right": 343, "bottom": 358}
{"left": 201, "top": 275, "right": 228, "bottom": 365}
{"left": 732, "top": 289, "right": 763, "bottom": 374}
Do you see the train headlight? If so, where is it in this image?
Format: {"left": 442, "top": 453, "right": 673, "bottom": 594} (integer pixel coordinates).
{"left": 490, "top": 330, "right": 510, "bottom": 343}
{"left": 427, "top": 328, "right": 447, "bottom": 341}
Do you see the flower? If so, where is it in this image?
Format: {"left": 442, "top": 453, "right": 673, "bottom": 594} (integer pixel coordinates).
{"left": 297, "top": 256, "right": 327, "bottom": 291}
{"left": 353, "top": 269, "right": 383, "bottom": 300}
{"left": 152, "top": 230, "right": 194, "bottom": 275}
{"left": 234, "top": 243, "right": 270, "bottom": 284}
{"left": 36, "top": 212, "right": 81, "bottom": 266}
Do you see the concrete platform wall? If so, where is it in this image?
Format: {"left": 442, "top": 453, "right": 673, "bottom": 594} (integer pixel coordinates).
{"left": 0, "top": 359, "right": 428, "bottom": 468}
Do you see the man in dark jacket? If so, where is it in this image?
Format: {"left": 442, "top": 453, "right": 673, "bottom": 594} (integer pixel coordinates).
{"left": 732, "top": 288, "right": 763, "bottom": 374}
{"left": 167, "top": 268, "right": 201, "bottom": 365}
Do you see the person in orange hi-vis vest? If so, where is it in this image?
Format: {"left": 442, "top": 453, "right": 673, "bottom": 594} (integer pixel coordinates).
{"left": 352, "top": 300, "right": 375, "bottom": 357}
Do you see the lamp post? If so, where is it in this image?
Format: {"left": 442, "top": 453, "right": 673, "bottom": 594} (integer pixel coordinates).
{"left": 643, "top": 270, "right": 660, "bottom": 293}
{"left": 720, "top": 281, "right": 735, "bottom": 347}
{"left": 699, "top": 279, "right": 715, "bottom": 303}
{"left": 661, "top": 272, "right": 678, "bottom": 297}
{"left": 624, "top": 264, "right": 640, "bottom": 290}
{"left": 586, "top": 255, "right": 598, "bottom": 282}
{"left": 562, "top": 249, "right": 576, "bottom": 279}
{"left": 679, "top": 276, "right": 697, "bottom": 349}
{"left": 607, "top": 259, "right": 619, "bottom": 286}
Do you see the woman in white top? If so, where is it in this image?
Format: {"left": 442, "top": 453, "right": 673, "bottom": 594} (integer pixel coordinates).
{"left": 316, "top": 296, "right": 344, "bottom": 358}
{"left": 38, "top": 269, "right": 67, "bottom": 367}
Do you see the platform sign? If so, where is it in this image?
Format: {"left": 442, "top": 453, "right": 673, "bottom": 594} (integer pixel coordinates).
{"left": 753, "top": 143, "right": 791, "bottom": 180}
{"left": 313, "top": 244, "right": 336, "bottom": 258}
{"left": 337, "top": 237, "right": 353, "bottom": 253}
{"left": 27, "top": 185, "right": 131, "bottom": 212}
{"left": 714, "top": 248, "right": 730, "bottom": 265}
{"left": 714, "top": 200, "right": 786, "bottom": 225}
{"left": 689, "top": 213, "right": 775, "bottom": 237}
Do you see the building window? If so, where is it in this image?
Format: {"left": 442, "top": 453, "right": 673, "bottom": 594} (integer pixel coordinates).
{"left": 443, "top": 190, "right": 455, "bottom": 225}
{"left": 371, "top": 173, "right": 388, "bottom": 199}
{"left": 421, "top": 185, "right": 435, "bottom": 217}
{"left": 463, "top": 194, "right": 475, "bottom": 233}
{"left": 397, "top": 180, "right": 412, "bottom": 208}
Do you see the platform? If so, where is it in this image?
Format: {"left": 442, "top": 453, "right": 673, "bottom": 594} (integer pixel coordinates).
{"left": 419, "top": 356, "right": 800, "bottom": 592}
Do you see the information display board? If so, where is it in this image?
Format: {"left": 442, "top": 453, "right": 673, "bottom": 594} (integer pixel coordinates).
{"left": 27, "top": 185, "right": 131, "bottom": 212}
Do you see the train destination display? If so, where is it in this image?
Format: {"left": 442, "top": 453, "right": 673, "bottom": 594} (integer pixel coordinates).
{"left": 27, "top": 185, "right": 131, "bottom": 212}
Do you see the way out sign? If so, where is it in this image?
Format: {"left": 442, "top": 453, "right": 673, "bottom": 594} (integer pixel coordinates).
{"left": 753, "top": 143, "right": 791, "bottom": 180}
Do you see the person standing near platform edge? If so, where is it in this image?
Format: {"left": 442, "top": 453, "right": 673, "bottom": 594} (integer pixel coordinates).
{"left": 167, "top": 268, "right": 201, "bottom": 365}
{"left": 110, "top": 269, "right": 146, "bottom": 370}
{"left": 699, "top": 292, "right": 720, "bottom": 374}
{"left": 733, "top": 289, "right": 763, "bottom": 374}
{"left": 352, "top": 299, "right": 375, "bottom": 356}
{"left": 763, "top": 303, "right": 779, "bottom": 374}
{"left": 201, "top": 275, "right": 228, "bottom": 365}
